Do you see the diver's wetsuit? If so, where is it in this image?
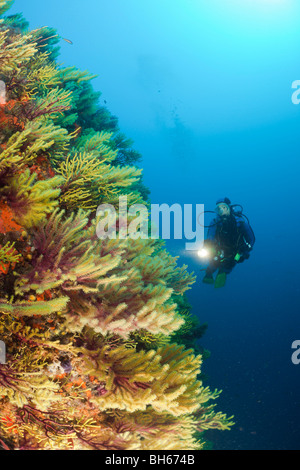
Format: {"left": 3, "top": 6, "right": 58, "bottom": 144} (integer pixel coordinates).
{"left": 205, "top": 213, "right": 255, "bottom": 276}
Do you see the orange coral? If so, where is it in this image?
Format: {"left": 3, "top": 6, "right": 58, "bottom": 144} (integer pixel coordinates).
{"left": 0, "top": 203, "right": 22, "bottom": 234}
{"left": 0, "top": 98, "right": 27, "bottom": 130}
{"left": 29, "top": 156, "right": 56, "bottom": 180}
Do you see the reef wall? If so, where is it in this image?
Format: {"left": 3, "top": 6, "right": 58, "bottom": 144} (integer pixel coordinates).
{"left": 0, "top": 0, "right": 233, "bottom": 450}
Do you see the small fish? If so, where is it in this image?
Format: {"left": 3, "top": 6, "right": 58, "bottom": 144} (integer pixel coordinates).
{"left": 62, "top": 38, "right": 73, "bottom": 45}
{"left": 0, "top": 80, "right": 6, "bottom": 105}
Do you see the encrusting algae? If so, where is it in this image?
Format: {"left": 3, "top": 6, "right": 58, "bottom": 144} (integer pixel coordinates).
{"left": 0, "top": 0, "right": 233, "bottom": 450}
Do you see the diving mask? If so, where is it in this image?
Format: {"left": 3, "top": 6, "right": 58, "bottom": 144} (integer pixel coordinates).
{"left": 215, "top": 203, "right": 230, "bottom": 217}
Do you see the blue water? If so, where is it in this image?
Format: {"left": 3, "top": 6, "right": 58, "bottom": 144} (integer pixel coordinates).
{"left": 12, "top": 0, "right": 300, "bottom": 450}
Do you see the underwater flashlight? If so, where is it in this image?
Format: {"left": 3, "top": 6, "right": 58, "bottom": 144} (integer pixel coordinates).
{"left": 197, "top": 248, "right": 210, "bottom": 259}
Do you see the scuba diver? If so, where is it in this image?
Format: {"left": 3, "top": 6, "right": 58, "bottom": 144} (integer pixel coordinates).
{"left": 200, "top": 197, "right": 255, "bottom": 288}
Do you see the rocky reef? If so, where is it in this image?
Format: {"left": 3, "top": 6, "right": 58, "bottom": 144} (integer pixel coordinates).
{"left": 0, "top": 0, "right": 233, "bottom": 450}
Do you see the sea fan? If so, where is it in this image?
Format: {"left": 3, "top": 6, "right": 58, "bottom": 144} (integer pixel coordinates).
{"left": 0, "top": 1, "right": 233, "bottom": 451}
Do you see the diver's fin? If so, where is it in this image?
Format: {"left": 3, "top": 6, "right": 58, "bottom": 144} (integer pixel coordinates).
{"left": 202, "top": 274, "right": 214, "bottom": 285}
{"left": 214, "top": 272, "right": 226, "bottom": 288}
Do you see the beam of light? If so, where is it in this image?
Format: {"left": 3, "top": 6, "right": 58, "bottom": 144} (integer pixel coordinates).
{"left": 197, "top": 248, "right": 210, "bottom": 259}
